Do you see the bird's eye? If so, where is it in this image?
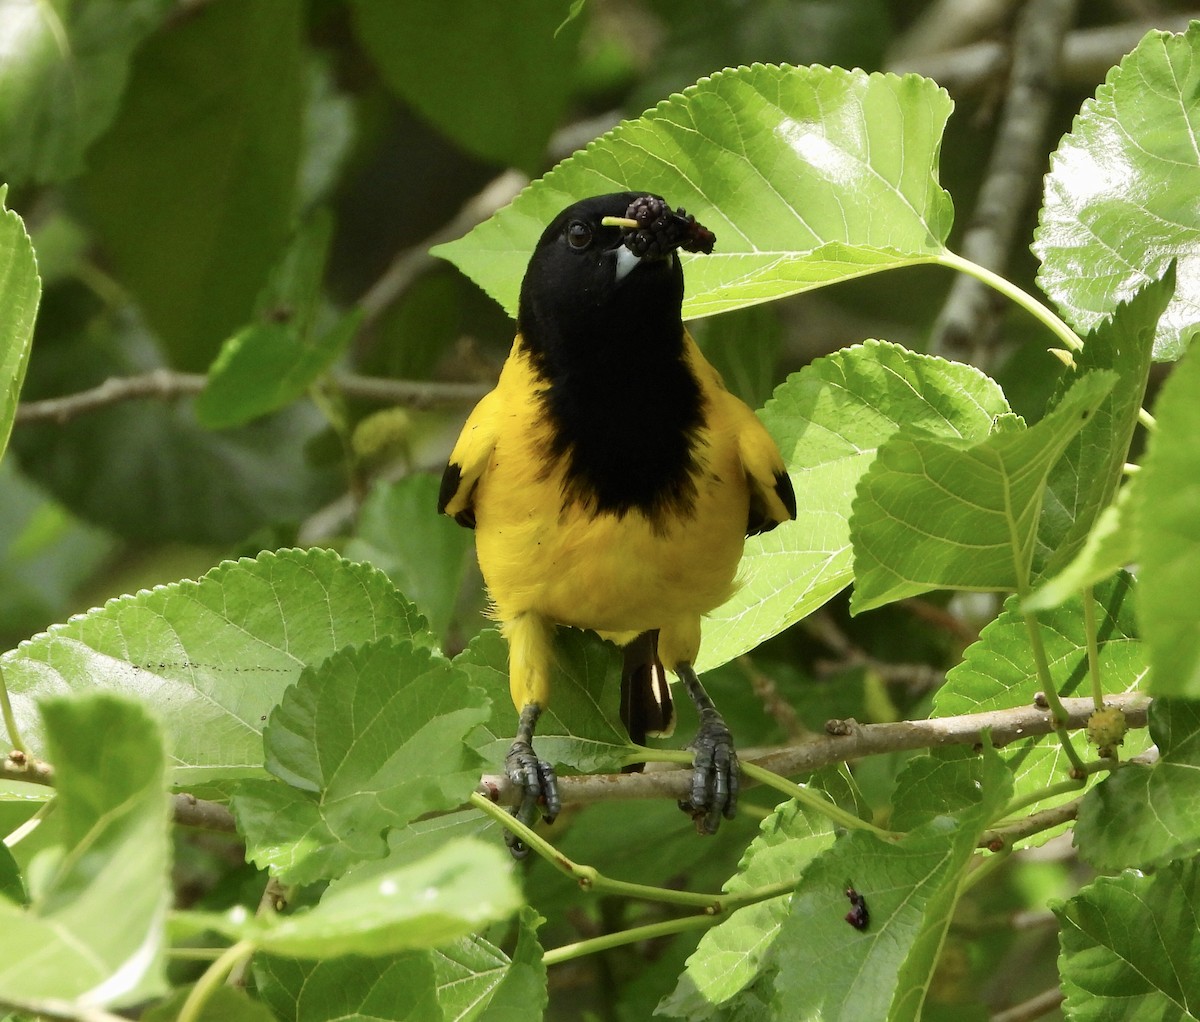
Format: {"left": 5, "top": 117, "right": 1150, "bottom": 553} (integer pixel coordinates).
{"left": 566, "top": 221, "right": 592, "bottom": 249}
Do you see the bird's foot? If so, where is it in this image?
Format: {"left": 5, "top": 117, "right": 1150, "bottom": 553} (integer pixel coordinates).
{"left": 503, "top": 737, "right": 560, "bottom": 858}
{"left": 679, "top": 710, "right": 739, "bottom": 835}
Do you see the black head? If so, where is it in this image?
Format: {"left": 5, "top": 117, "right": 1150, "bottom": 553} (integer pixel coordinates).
{"left": 517, "top": 192, "right": 686, "bottom": 366}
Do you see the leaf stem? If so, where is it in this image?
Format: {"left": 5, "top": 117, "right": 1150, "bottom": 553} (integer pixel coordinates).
{"left": 3, "top": 798, "right": 56, "bottom": 848}
{"left": 1021, "top": 611, "right": 1088, "bottom": 775}
{"left": 0, "top": 665, "right": 28, "bottom": 756}
{"left": 738, "top": 761, "right": 896, "bottom": 838}
{"left": 1081, "top": 586, "right": 1104, "bottom": 710}
{"left": 542, "top": 912, "right": 717, "bottom": 966}
{"left": 936, "top": 251, "right": 1083, "bottom": 353}
{"left": 176, "top": 939, "right": 255, "bottom": 1022}
{"left": 468, "top": 791, "right": 724, "bottom": 910}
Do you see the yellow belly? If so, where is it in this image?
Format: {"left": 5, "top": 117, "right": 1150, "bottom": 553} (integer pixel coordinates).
{"left": 473, "top": 420, "right": 748, "bottom": 641}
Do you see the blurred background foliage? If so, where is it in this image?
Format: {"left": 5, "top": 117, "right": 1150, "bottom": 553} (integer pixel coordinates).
{"left": 1, "top": 1, "right": 1194, "bottom": 1017}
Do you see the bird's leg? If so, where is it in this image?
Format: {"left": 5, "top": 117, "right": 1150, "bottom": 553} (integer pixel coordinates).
{"left": 676, "top": 662, "right": 739, "bottom": 834}
{"left": 504, "top": 703, "right": 560, "bottom": 858}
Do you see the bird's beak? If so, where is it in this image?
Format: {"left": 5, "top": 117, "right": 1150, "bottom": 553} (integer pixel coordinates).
{"left": 613, "top": 245, "right": 642, "bottom": 283}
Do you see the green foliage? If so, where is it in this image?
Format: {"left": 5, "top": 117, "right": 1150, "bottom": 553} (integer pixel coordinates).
{"left": 1035, "top": 23, "right": 1200, "bottom": 361}
{"left": 0, "top": 194, "right": 39, "bottom": 461}
{"left": 435, "top": 65, "right": 955, "bottom": 319}
{"left": 80, "top": 0, "right": 305, "bottom": 369}
{"left": 1056, "top": 861, "right": 1200, "bottom": 1019}
{"left": 0, "top": 694, "right": 170, "bottom": 1010}
{"left": 350, "top": 0, "right": 583, "bottom": 173}
{"left": 0, "top": 548, "right": 430, "bottom": 783}
{"left": 1138, "top": 340, "right": 1200, "bottom": 696}
{"left": 233, "top": 639, "right": 489, "bottom": 884}
{"left": 1075, "top": 700, "right": 1200, "bottom": 870}
{"left": 1, "top": 9, "right": 1199, "bottom": 1021}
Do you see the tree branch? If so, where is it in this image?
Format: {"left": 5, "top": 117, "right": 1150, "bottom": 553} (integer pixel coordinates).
{"left": 890, "top": 14, "right": 1198, "bottom": 95}
{"left": 1, "top": 694, "right": 1149, "bottom": 837}
{"left": 13, "top": 369, "right": 488, "bottom": 426}
{"left": 929, "top": 0, "right": 1081, "bottom": 366}
{"left": 478, "top": 693, "right": 1150, "bottom": 809}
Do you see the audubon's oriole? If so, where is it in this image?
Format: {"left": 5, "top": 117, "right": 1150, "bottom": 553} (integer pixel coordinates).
{"left": 438, "top": 193, "right": 796, "bottom": 852}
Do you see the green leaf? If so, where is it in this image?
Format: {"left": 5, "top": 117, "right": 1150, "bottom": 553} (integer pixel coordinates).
{"left": 432, "top": 935, "right": 519, "bottom": 1022}
{"left": 253, "top": 952, "right": 443, "bottom": 1022}
{"left": 0, "top": 197, "right": 40, "bottom": 463}
{"left": 476, "top": 907, "right": 546, "bottom": 1022}
{"left": 698, "top": 339, "right": 1010, "bottom": 670}
{"left": 232, "top": 639, "right": 489, "bottom": 885}
{"left": 0, "top": 694, "right": 169, "bottom": 1009}
{"left": 1, "top": 548, "right": 430, "bottom": 784}
{"left": 1034, "top": 270, "right": 1168, "bottom": 580}
{"left": 459, "top": 628, "right": 630, "bottom": 773}
{"left": 1056, "top": 860, "right": 1200, "bottom": 1019}
{"left": 435, "top": 65, "right": 954, "bottom": 320}
{"left": 0, "top": 0, "right": 171, "bottom": 184}
{"left": 662, "top": 786, "right": 844, "bottom": 1017}
{"left": 850, "top": 371, "right": 1116, "bottom": 613}
{"left": 772, "top": 749, "right": 1010, "bottom": 1022}
{"left": 889, "top": 745, "right": 1004, "bottom": 832}
{"left": 345, "top": 474, "right": 478, "bottom": 646}
{"left": 1138, "top": 342, "right": 1200, "bottom": 697}
{"left": 1075, "top": 700, "right": 1200, "bottom": 870}
{"left": 196, "top": 212, "right": 355, "bottom": 429}
{"left": 935, "top": 576, "right": 1148, "bottom": 826}
{"left": 1034, "top": 23, "right": 1200, "bottom": 362}
{"left": 349, "top": 0, "right": 582, "bottom": 173}
{"left": 1024, "top": 477, "right": 1138, "bottom": 612}
{"left": 198, "top": 837, "right": 522, "bottom": 958}
{"left": 80, "top": 0, "right": 304, "bottom": 369}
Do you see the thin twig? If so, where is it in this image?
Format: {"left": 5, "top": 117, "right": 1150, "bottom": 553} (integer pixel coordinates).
{"left": 14, "top": 369, "right": 207, "bottom": 425}
{"left": 477, "top": 693, "right": 1150, "bottom": 810}
{"left": 929, "top": 0, "right": 1082, "bottom": 366}
{"left": 0, "top": 754, "right": 239, "bottom": 832}
{"left": 13, "top": 369, "right": 488, "bottom": 426}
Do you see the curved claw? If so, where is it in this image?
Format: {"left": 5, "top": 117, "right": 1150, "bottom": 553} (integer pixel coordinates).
{"left": 679, "top": 713, "right": 740, "bottom": 834}
{"left": 503, "top": 738, "right": 560, "bottom": 858}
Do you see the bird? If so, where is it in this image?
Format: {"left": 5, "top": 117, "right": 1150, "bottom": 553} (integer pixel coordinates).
{"left": 438, "top": 192, "right": 796, "bottom": 853}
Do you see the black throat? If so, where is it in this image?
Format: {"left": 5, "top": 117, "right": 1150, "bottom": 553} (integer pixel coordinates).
{"left": 519, "top": 279, "right": 705, "bottom": 523}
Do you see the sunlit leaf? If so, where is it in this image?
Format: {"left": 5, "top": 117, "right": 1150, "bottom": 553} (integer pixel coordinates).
{"left": 196, "top": 838, "right": 521, "bottom": 958}
{"left": 435, "top": 65, "right": 953, "bottom": 320}
{"left": 0, "top": 548, "right": 430, "bottom": 784}
{"left": 850, "top": 372, "right": 1115, "bottom": 613}
{"left": 935, "top": 576, "right": 1149, "bottom": 832}
{"left": 233, "top": 639, "right": 489, "bottom": 884}
{"left": 1034, "top": 270, "right": 1167, "bottom": 580}
{"left": 699, "top": 340, "right": 1009, "bottom": 670}
{"left": 1034, "top": 23, "right": 1200, "bottom": 362}
{"left": 1138, "top": 342, "right": 1200, "bottom": 696}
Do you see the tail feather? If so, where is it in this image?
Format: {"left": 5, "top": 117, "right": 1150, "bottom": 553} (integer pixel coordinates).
{"left": 620, "top": 630, "right": 675, "bottom": 773}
